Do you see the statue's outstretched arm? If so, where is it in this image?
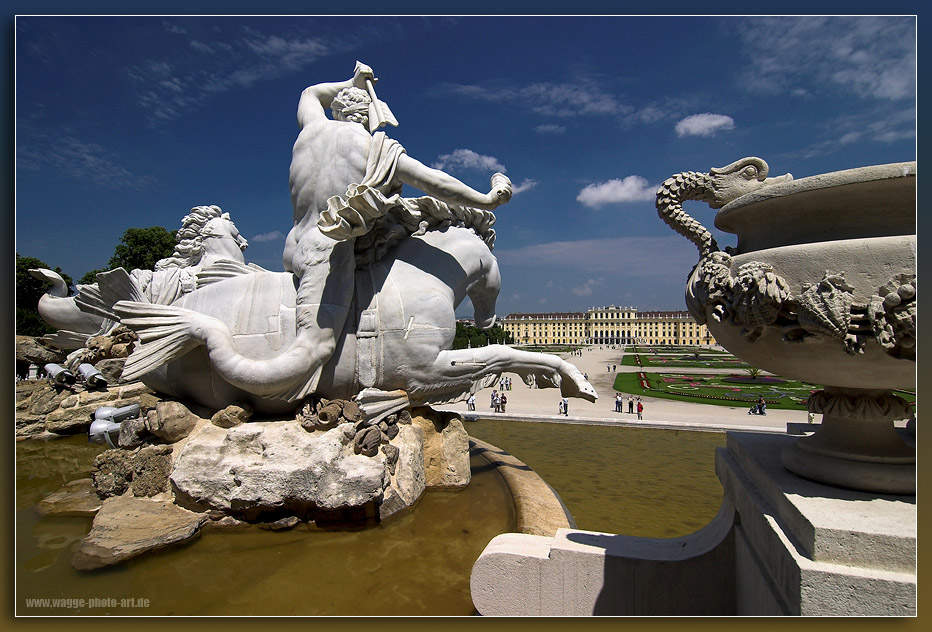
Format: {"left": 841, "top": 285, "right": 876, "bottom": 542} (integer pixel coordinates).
{"left": 395, "top": 154, "right": 512, "bottom": 210}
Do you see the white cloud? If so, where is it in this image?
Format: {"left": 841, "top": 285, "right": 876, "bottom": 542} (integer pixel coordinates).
{"left": 443, "top": 80, "right": 630, "bottom": 119}
{"left": 534, "top": 124, "right": 566, "bottom": 134}
{"left": 17, "top": 135, "right": 158, "bottom": 190}
{"left": 734, "top": 16, "right": 915, "bottom": 102}
{"left": 190, "top": 40, "right": 215, "bottom": 54}
{"left": 572, "top": 278, "right": 603, "bottom": 296}
{"left": 162, "top": 21, "right": 187, "bottom": 34}
{"left": 512, "top": 179, "right": 538, "bottom": 194}
{"left": 675, "top": 113, "right": 735, "bottom": 138}
{"left": 127, "top": 29, "right": 336, "bottom": 125}
{"left": 251, "top": 230, "right": 285, "bottom": 242}
{"left": 431, "top": 149, "right": 506, "bottom": 173}
{"left": 576, "top": 175, "right": 656, "bottom": 208}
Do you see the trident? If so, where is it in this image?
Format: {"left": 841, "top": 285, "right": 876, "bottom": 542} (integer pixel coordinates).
{"left": 356, "top": 61, "right": 399, "bottom": 133}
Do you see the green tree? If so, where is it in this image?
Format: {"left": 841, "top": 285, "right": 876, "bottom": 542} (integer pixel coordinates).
{"left": 452, "top": 321, "right": 513, "bottom": 350}
{"left": 108, "top": 226, "right": 177, "bottom": 271}
{"left": 15, "top": 253, "right": 73, "bottom": 336}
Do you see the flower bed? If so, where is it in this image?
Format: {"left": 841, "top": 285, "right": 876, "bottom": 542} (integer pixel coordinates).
{"left": 721, "top": 376, "right": 787, "bottom": 385}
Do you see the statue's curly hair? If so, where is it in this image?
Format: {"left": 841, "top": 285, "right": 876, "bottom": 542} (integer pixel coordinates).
{"left": 155, "top": 205, "right": 230, "bottom": 270}
{"left": 331, "top": 87, "right": 370, "bottom": 126}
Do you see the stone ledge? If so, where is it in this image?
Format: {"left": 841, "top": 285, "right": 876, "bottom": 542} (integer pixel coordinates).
{"left": 469, "top": 437, "right": 573, "bottom": 537}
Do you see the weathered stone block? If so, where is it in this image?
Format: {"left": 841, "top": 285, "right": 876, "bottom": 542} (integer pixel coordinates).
{"left": 411, "top": 408, "right": 470, "bottom": 488}
{"left": 170, "top": 421, "right": 389, "bottom": 521}
{"left": 211, "top": 403, "right": 253, "bottom": 428}
{"left": 27, "top": 385, "right": 72, "bottom": 415}
{"left": 91, "top": 449, "right": 135, "bottom": 498}
{"left": 36, "top": 478, "right": 103, "bottom": 517}
{"left": 118, "top": 417, "right": 149, "bottom": 448}
{"left": 117, "top": 381, "right": 153, "bottom": 399}
{"left": 71, "top": 495, "right": 207, "bottom": 570}
{"left": 147, "top": 400, "right": 200, "bottom": 443}
{"left": 131, "top": 444, "right": 173, "bottom": 497}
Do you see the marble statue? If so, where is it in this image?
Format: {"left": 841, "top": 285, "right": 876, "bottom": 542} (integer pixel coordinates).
{"left": 98, "top": 62, "right": 596, "bottom": 416}
{"left": 30, "top": 205, "right": 250, "bottom": 351}
{"left": 28, "top": 268, "right": 109, "bottom": 349}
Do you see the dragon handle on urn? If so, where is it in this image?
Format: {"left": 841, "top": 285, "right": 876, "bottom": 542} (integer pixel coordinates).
{"left": 656, "top": 158, "right": 916, "bottom": 359}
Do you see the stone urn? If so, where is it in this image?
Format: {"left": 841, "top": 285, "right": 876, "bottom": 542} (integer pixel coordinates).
{"left": 656, "top": 158, "right": 916, "bottom": 494}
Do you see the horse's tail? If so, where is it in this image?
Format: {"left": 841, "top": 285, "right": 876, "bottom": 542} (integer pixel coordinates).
{"left": 113, "top": 301, "right": 202, "bottom": 381}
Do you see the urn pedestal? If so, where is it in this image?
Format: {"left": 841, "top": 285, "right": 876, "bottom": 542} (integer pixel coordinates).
{"left": 662, "top": 160, "right": 916, "bottom": 494}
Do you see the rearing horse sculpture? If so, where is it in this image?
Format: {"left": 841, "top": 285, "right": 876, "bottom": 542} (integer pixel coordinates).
{"left": 100, "top": 62, "right": 598, "bottom": 417}
{"left": 112, "top": 225, "right": 597, "bottom": 416}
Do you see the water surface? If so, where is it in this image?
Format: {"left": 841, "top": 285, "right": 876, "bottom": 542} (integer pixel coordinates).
{"left": 467, "top": 419, "right": 726, "bottom": 537}
{"left": 17, "top": 420, "right": 726, "bottom": 615}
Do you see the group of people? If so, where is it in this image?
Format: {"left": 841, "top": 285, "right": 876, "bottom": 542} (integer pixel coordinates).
{"left": 499, "top": 376, "right": 513, "bottom": 391}
{"left": 490, "top": 390, "right": 508, "bottom": 413}
{"left": 749, "top": 395, "right": 767, "bottom": 416}
{"left": 614, "top": 393, "right": 643, "bottom": 419}
{"left": 606, "top": 364, "right": 617, "bottom": 372}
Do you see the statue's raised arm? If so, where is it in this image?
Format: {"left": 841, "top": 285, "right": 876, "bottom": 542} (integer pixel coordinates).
{"left": 105, "top": 62, "right": 595, "bottom": 422}
{"left": 296, "top": 61, "right": 375, "bottom": 128}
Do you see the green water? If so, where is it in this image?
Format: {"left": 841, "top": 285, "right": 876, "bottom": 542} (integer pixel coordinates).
{"left": 16, "top": 421, "right": 726, "bottom": 615}
{"left": 16, "top": 436, "right": 513, "bottom": 616}
{"left": 467, "top": 419, "right": 726, "bottom": 537}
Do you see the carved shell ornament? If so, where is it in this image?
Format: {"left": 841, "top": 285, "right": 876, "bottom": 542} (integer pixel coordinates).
{"left": 657, "top": 158, "right": 916, "bottom": 359}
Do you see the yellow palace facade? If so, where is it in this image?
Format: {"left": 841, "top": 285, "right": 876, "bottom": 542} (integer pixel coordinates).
{"left": 500, "top": 305, "right": 716, "bottom": 347}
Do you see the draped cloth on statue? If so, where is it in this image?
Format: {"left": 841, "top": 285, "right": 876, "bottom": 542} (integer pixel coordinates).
{"left": 318, "top": 132, "right": 497, "bottom": 266}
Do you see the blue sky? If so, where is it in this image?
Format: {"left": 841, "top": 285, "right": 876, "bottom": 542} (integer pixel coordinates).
{"left": 14, "top": 14, "right": 916, "bottom": 318}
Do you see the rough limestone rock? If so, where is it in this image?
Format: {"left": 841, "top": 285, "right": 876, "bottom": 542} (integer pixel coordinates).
{"left": 410, "top": 407, "right": 471, "bottom": 488}
{"left": 258, "top": 516, "right": 301, "bottom": 531}
{"left": 91, "top": 449, "right": 136, "bottom": 498}
{"left": 71, "top": 495, "right": 208, "bottom": 570}
{"left": 211, "top": 403, "right": 253, "bottom": 428}
{"left": 15, "top": 379, "right": 158, "bottom": 438}
{"left": 170, "top": 421, "right": 391, "bottom": 522}
{"left": 147, "top": 400, "right": 199, "bottom": 443}
{"left": 36, "top": 478, "right": 103, "bottom": 517}
{"left": 68, "top": 325, "right": 137, "bottom": 367}
{"left": 118, "top": 417, "right": 149, "bottom": 448}
{"left": 379, "top": 424, "right": 426, "bottom": 520}
{"left": 16, "top": 335, "right": 65, "bottom": 365}
{"left": 131, "top": 444, "right": 174, "bottom": 497}
{"left": 27, "top": 384, "right": 73, "bottom": 416}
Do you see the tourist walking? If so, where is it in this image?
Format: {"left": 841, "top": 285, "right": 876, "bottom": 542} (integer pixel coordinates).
{"left": 490, "top": 390, "right": 497, "bottom": 410}
{"left": 636, "top": 399, "right": 644, "bottom": 420}
{"left": 467, "top": 394, "right": 476, "bottom": 411}
{"left": 628, "top": 395, "right": 634, "bottom": 414}
{"left": 558, "top": 399, "right": 565, "bottom": 415}
{"left": 500, "top": 393, "right": 507, "bottom": 413}
{"left": 614, "top": 393, "right": 622, "bottom": 412}
{"left": 561, "top": 396, "right": 569, "bottom": 416}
